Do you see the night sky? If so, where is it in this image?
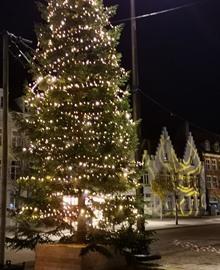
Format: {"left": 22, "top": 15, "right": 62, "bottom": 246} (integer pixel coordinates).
{"left": 1, "top": 0, "right": 220, "bottom": 140}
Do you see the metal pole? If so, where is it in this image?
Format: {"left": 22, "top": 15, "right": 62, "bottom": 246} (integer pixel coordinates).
{"left": 175, "top": 193, "right": 179, "bottom": 225}
{"left": 174, "top": 177, "right": 179, "bottom": 225}
{"left": 130, "top": 0, "right": 144, "bottom": 231}
{"left": 0, "top": 31, "right": 9, "bottom": 266}
{"left": 130, "top": 0, "right": 141, "bottom": 123}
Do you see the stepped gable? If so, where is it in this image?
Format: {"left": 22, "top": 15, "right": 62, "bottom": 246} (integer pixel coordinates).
{"left": 181, "top": 131, "right": 202, "bottom": 175}
{"left": 186, "top": 124, "right": 220, "bottom": 159}
{"left": 183, "top": 132, "right": 201, "bottom": 166}
{"left": 153, "top": 127, "right": 179, "bottom": 171}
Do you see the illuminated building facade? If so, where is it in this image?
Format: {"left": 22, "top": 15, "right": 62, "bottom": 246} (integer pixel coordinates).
{"left": 202, "top": 140, "right": 220, "bottom": 215}
{"left": 143, "top": 127, "right": 206, "bottom": 218}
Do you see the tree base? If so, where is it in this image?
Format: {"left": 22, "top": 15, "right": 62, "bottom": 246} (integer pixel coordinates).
{"left": 34, "top": 244, "right": 126, "bottom": 270}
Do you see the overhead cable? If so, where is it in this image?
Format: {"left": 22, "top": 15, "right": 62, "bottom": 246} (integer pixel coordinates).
{"left": 114, "top": 0, "right": 208, "bottom": 24}
{"left": 138, "top": 89, "right": 220, "bottom": 138}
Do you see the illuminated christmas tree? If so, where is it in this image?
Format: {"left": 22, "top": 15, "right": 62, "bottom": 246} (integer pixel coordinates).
{"left": 8, "top": 0, "right": 144, "bottom": 249}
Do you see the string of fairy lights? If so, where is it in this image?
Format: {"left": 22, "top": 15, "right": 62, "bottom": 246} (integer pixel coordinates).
{"left": 15, "top": 0, "right": 140, "bottom": 231}
{"left": 6, "top": 0, "right": 215, "bottom": 228}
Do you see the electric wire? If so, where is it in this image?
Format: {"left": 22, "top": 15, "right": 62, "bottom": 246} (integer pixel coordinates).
{"left": 4, "top": 26, "right": 220, "bottom": 139}
{"left": 8, "top": 48, "right": 27, "bottom": 69}
{"left": 113, "top": 0, "right": 209, "bottom": 24}
{"left": 138, "top": 89, "right": 220, "bottom": 138}
{"left": 8, "top": 35, "right": 220, "bottom": 139}
{"left": 10, "top": 39, "right": 31, "bottom": 64}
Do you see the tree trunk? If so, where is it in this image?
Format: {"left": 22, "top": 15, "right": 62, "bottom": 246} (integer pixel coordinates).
{"left": 76, "top": 191, "right": 87, "bottom": 243}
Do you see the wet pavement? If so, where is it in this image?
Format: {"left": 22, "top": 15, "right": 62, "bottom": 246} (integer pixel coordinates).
{"left": 5, "top": 218, "right": 220, "bottom": 269}
{"left": 152, "top": 223, "right": 220, "bottom": 269}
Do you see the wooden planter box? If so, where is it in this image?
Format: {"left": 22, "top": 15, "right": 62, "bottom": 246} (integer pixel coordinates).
{"left": 34, "top": 244, "right": 127, "bottom": 270}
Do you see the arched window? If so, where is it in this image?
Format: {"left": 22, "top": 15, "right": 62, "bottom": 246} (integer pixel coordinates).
{"left": 163, "top": 152, "right": 168, "bottom": 162}
{"left": 214, "top": 142, "right": 220, "bottom": 153}
{"left": 190, "top": 157, "right": 195, "bottom": 166}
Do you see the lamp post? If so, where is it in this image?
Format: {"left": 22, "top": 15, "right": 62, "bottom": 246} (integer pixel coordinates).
{"left": 130, "top": 0, "right": 144, "bottom": 230}
{"left": 130, "top": 0, "right": 141, "bottom": 124}
{"left": 0, "top": 31, "right": 9, "bottom": 266}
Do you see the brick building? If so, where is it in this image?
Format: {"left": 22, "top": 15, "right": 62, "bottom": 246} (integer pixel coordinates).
{"left": 201, "top": 140, "right": 220, "bottom": 215}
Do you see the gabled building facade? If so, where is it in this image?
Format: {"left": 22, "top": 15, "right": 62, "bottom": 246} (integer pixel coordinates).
{"left": 143, "top": 127, "right": 206, "bottom": 218}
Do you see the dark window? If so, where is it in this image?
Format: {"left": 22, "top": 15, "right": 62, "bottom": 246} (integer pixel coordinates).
{"left": 12, "top": 131, "right": 22, "bottom": 147}
{"left": 204, "top": 140, "right": 210, "bottom": 151}
{"left": 143, "top": 173, "right": 150, "bottom": 185}
{"left": 205, "top": 159, "right": 211, "bottom": 170}
{"left": 11, "top": 160, "right": 21, "bottom": 181}
{"left": 0, "top": 129, "right": 2, "bottom": 146}
{"left": 212, "top": 159, "right": 218, "bottom": 170}
{"left": 214, "top": 142, "right": 220, "bottom": 153}
{"left": 212, "top": 176, "right": 218, "bottom": 188}
{"left": 9, "top": 192, "right": 16, "bottom": 209}
{"left": 206, "top": 176, "right": 212, "bottom": 189}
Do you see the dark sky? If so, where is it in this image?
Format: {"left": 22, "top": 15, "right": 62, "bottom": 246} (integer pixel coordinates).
{"left": 1, "top": 0, "right": 220, "bottom": 139}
